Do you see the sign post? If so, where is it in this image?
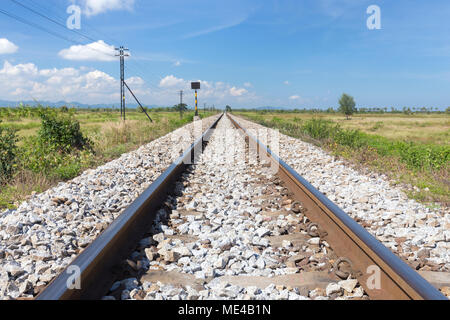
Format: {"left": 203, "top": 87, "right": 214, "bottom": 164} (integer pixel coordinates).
{"left": 191, "top": 82, "right": 201, "bottom": 117}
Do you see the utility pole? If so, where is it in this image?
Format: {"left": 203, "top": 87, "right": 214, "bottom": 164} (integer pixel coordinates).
{"left": 204, "top": 103, "right": 206, "bottom": 114}
{"left": 115, "top": 46, "right": 129, "bottom": 121}
{"left": 179, "top": 90, "right": 183, "bottom": 119}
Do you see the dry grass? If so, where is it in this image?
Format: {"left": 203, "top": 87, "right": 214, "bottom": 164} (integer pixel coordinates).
{"left": 0, "top": 170, "right": 55, "bottom": 209}
{"left": 241, "top": 112, "right": 450, "bottom": 145}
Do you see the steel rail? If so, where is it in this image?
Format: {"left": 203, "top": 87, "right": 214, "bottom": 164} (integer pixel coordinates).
{"left": 36, "top": 114, "right": 223, "bottom": 300}
{"left": 227, "top": 113, "right": 446, "bottom": 300}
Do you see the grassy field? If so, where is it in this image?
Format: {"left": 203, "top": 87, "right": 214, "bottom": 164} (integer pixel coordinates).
{"left": 0, "top": 108, "right": 217, "bottom": 209}
{"left": 235, "top": 111, "right": 449, "bottom": 207}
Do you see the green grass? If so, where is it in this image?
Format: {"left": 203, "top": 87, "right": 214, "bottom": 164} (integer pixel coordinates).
{"left": 235, "top": 111, "right": 449, "bottom": 207}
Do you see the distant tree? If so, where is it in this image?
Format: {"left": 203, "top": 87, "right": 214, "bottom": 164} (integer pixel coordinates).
{"left": 225, "top": 105, "right": 232, "bottom": 113}
{"left": 446, "top": 107, "right": 450, "bottom": 114}
{"left": 173, "top": 103, "right": 188, "bottom": 118}
{"left": 338, "top": 93, "right": 356, "bottom": 120}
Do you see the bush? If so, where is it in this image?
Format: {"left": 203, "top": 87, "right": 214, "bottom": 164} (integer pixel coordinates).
{"left": 20, "top": 136, "right": 93, "bottom": 180}
{"left": 38, "top": 111, "right": 92, "bottom": 153}
{"left": 0, "top": 121, "right": 18, "bottom": 184}
{"left": 301, "top": 119, "right": 339, "bottom": 140}
{"left": 334, "top": 129, "right": 367, "bottom": 149}
{"left": 20, "top": 136, "right": 64, "bottom": 174}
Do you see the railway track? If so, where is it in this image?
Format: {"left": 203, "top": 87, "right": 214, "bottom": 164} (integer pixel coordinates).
{"left": 36, "top": 113, "right": 447, "bottom": 300}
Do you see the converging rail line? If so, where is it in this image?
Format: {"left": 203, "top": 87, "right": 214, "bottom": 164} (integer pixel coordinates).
{"left": 227, "top": 114, "right": 446, "bottom": 300}
{"left": 36, "top": 113, "right": 446, "bottom": 300}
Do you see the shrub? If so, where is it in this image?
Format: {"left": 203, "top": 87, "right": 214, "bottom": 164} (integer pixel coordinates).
{"left": 0, "top": 121, "right": 18, "bottom": 184}
{"left": 334, "top": 129, "right": 367, "bottom": 149}
{"left": 19, "top": 136, "right": 92, "bottom": 179}
{"left": 38, "top": 111, "right": 92, "bottom": 153}
{"left": 20, "top": 136, "right": 64, "bottom": 174}
{"left": 301, "top": 119, "right": 339, "bottom": 140}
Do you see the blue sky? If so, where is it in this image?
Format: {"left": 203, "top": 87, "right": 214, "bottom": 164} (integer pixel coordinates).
{"left": 0, "top": 0, "right": 449, "bottom": 109}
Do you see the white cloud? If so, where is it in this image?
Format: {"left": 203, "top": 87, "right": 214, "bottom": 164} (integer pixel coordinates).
{"left": 0, "top": 61, "right": 37, "bottom": 76}
{"left": 58, "top": 40, "right": 116, "bottom": 61}
{"left": 289, "top": 95, "right": 301, "bottom": 100}
{"left": 0, "top": 61, "right": 118, "bottom": 104}
{"left": 159, "top": 75, "right": 186, "bottom": 88}
{"left": 244, "top": 82, "right": 252, "bottom": 87}
{"left": 157, "top": 75, "right": 254, "bottom": 104}
{"left": 284, "top": 81, "right": 290, "bottom": 85}
{"left": 173, "top": 61, "right": 181, "bottom": 67}
{"left": 230, "top": 87, "right": 248, "bottom": 97}
{"left": 0, "top": 38, "right": 18, "bottom": 55}
{"left": 0, "top": 61, "right": 258, "bottom": 106}
{"left": 80, "top": 0, "right": 135, "bottom": 16}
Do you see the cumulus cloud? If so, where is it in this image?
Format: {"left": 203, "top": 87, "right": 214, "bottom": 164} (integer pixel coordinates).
{"left": 0, "top": 38, "right": 18, "bottom": 54}
{"left": 58, "top": 40, "right": 116, "bottom": 61}
{"left": 0, "top": 61, "right": 257, "bottom": 106}
{"left": 79, "top": 0, "right": 135, "bottom": 16}
{"left": 230, "top": 87, "right": 248, "bottom": 97}
{"left": 289, "top": 95, "right": 301, "bottom": 100}
{"left": 157, "top": 75, "right": 254, "bottom": 104}
{"left": 0, "top": 60, "right": 120, "bottom": 104}
{"left": 159, "top": 75, "right": 186, "bottom": 88}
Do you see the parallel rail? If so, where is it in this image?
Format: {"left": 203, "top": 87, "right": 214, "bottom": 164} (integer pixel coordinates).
{"left": 227, "top": 113, "right": 446, "bottom": 300}
{"left": 36, "top": 113, "right": 446, "bottom": 300}
{"left": 36, "top": 114, "right": 223, "bottom": 300}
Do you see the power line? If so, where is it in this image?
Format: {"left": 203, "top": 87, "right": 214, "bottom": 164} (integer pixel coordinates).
{"left": 0, "top": 8, "right": 116, "bottom": 59}
{"left": 14, "top": 0, "right": 164, "bottom": 87}
{"left": 0, "top": 8, "right": 85, "bottom": 46}
{"left": 9, "top": 0, "right": 99, "bottom": 43}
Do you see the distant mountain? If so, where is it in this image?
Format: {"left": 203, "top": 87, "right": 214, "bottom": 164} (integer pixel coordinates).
{"left": 0, "top": 100, "right": 164, "bottom": 109}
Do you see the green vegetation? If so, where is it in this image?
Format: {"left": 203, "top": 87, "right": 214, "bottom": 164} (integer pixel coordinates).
{"left": 0, "top": 121, "right": 18, "bottom": 185}
{"left": 173, "top": 103, "right": 188, "bottom": 119}
{"left": 38, "top": 111, "right": 92, "bottom": 152}
{"left": 0, "top": 105, "right": 218, "bottom": 209}
{"left": 235, "top": 110, "right": 449, "bottom": 206}
{"left": 339, "top": 94, "right": 357, "bottom": 120}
